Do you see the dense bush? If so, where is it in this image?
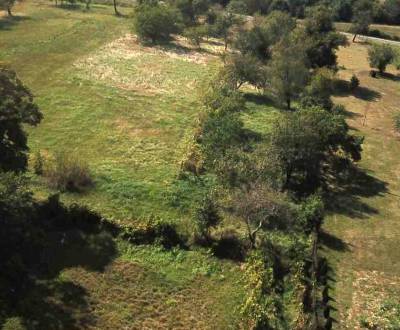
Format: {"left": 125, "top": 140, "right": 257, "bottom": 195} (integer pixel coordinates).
{"left": 120, "top": 217, "right": 185, "bottom": 248}
{"left": 194, "top": 194, "right": 221, "bottom": 240}
{"left": 183, "top": 25, "right": 206, "bottom": 47}
{"left": 349, "top": 74, "right": 360, "bottom": 91}
{"left": 368, "top": 43, "right": 395, "bottom": 73}
{"left": 45, "top": 152, "right": 93, "bottom": 192}
{"left": 134, "top": 4, "right": 183, "bottom": 43}
{"left": 0, "top": 68, "right": 42, "bottom": 172}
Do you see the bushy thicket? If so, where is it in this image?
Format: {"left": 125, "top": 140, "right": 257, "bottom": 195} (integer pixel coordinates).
{"left": 134, "top": 3, "right": 183, "bottom": 43}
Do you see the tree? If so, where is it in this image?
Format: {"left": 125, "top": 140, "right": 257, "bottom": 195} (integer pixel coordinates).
{"left": 269, "top": 106, "right": 363, "bottom": 194}
{"left": 0, "top": 0, "right": 16, "bottom": 16}
{"left": 113, "top": 0, "right": 120, "bottom": 15}
{"left": 300, "top": 67, "right": 335, "bottom": 111}
{"left": 232, "top": 183, "right": 295, "bottom": 248}
{"left": 383, "top": 0, "right": 400, "bottom": 24}
{"left": 195, "top": 194, "right": 221, "bottom": 241}
{"left": 183, "top": 25, "right": 206, "bottom": 48}
{"left": 303, "top": 5, "right": 347, "bottom": 68}
{"left": 223, "top": 54, "right": 267, "bottom": 89}
{"left": 368, "top": 43, "right": 395, "bottom": 73}
{"left": 214, "top": 12, "right": 238, "bottom": 50}
{"left": 0, "top": 68, "right": 42, "bottom": 173}
{"left": 234, "top": 12, "right": 295, "bottom": 63}
{"left": 134, "top": 4, "right": 183, "bottom": 43}
{"left": 350, "top": 0, "right": 374, "bottom": 42}
{"left": 268, "top": 36, "right": 309, "bottom": 110}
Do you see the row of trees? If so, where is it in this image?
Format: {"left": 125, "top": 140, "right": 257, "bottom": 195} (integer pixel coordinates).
{"left": 224, "top": 0, "right": 400, "bottom": 25}
{"left": 173, "top": 8, "right": 364, "bottom": 327}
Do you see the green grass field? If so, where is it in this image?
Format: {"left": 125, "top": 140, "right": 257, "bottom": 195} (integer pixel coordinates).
{"left": 2, "top": 1, "right": 400, "bottom": 328}
{"left": 0, "top": 2, "right": 248, "bottom": 328}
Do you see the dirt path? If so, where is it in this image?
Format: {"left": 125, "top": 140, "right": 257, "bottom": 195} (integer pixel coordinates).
{"left": 324, "top": 41, "right": 400, "bottom": 328}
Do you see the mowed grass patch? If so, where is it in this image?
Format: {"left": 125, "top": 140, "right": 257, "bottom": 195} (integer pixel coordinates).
{"left": 323, "top": 40, "right": 400, "bottom": 327}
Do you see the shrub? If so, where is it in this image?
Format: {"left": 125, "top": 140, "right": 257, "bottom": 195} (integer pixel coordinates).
{"left": 349, "top": 74, "right": 360, "bottom": 91}
{"left": 45, "top": 152, "right": 93, "bottom": 192}
{"left": 134, "top": 4, "right": 183, "bottom": 43}
{"left": 194, "top": 194, "right": 221, "bottom": 240}
{"left": 394, "top": 112, "right": 400, "bottom": 133}
{"left": 120, "top": 217, "right": 185, "bottom": 249}
{"left": 368, "top": 43, "right": 395, "bottom": 73}
{"left": 33, "top": 150, "right": 44, "bottom": 175}
{"left": 183, "top": 25, "right": 206, "bottom": 47}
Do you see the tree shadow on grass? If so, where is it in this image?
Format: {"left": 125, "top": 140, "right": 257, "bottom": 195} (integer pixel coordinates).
{"left": 0, "top": 16, "right": 31, "bottom": 30}
{"left": 379, "top": 72, "right": 400, "bottom": 82}
{"left": 243, "top": 92, "right": 276, "bottom": 108}
{"left": 334, "top": 79, "right": 382, "bottom": 102}
{"left": 325, "top": 166, "right": 388, "bottom": 219}
{"left": 3, "top": 197, "right": 119, "bottom": 329}
{"left": 319, "top": 230, "right": 351, "bottom": 252}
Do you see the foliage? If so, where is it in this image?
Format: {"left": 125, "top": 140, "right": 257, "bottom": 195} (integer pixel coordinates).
{"left": 301, "top": 68, "right": 335, "bottom": 111}
{"left": 223, "top": 54, "right": 267, "bottom": 89}
{"left": 120, "top": 216, "right": 185, "bottom": 248}
{"left": 268, "top": 35, "right": 309, "bottom": 109}
{"left": 173, "top": 0, "right": 209, "bottom": 26}
{"left": 368, "top": 43, "right": 395, "bottom": 73}
{"left": 0, "top": 68, "right": 42, "bottom": 173}
{"left": 349, "top": 74, "right": 360, "bottom": 90}
{"left": 44, "top": 152, "right": 93, "bottom": 192}
{"left": 350, "top": 0, "right": 374, "bottom": 40}
{"left": 232, "top": 183, "right": 296, "bottom": 247}
{"left": 303, "top": 5, "right": 347, "bottom": 68}
{"left": 0, "top": 172, "right": 41, "bottom": 318}
{"left": 183, "top": 25, "right": 206, "bottom": 47}
{"left": 269, "top": 106, "right": 363, "bottom": 194}
{"left": 194, "top": 194, "right": 221, "bottom": 240}
{"left": 33, "top": 150, "right": 44, "bottom": 176}
{"left": 213, "top": 12, "right": 239, "bottom": 50}
{"left": 134, "top": 4, "right": 183, "bottom": 43}
{"left": 240, "top": 251, "right": 282, "bottom": 329}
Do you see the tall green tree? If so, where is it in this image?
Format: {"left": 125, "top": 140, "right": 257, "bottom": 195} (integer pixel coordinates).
{"left": 0, "top": 68, "right": 42, "bottom": 173}
{"left": 368, "top": 43, "right": 395, "bottom": 73}
{"left": 350, "top": 0, "right": 374, "bottom": 41}
{"left": 268, "top": 36, "right": 309, "bottom": 110}
{"left": 269, "top": 106, "right": 363, "bottom": 194}
{"left": 303, "top": 5, "right": 347, "bottom": 68}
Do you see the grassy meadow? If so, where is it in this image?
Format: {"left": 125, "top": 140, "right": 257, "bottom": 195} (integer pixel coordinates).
{"left": 0, "top": 2, "right": 247, "bottom": 328}
{"left": 1, "top": 1, "right": 400, "bottom": 328}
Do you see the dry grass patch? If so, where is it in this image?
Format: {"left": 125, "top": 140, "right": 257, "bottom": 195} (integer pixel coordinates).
{"left": 74, "top": 34, "right": 222, "bottom": 95}
{"left": 344, "top": 270, "right": 400, "bottom": 329}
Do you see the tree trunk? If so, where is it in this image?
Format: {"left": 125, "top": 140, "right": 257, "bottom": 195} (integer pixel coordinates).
{"left": 113, "top": 0, "right": 119, "bottom": 16}
{"left": 7, "top": 5, "right": 12, "bottom": 16}
{"left": 286, "top": 97, "right": 291, "bottom": 110}
{"left": 352, "top": 33, "right": 357, "bottom": 42}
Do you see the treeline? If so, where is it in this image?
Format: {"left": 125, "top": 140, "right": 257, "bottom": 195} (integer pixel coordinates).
{"left": 224, "top": 0, "right": 400, "bottom": 25}
{"left": 172, "top": 6, "right": 363, "bottom": 328}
